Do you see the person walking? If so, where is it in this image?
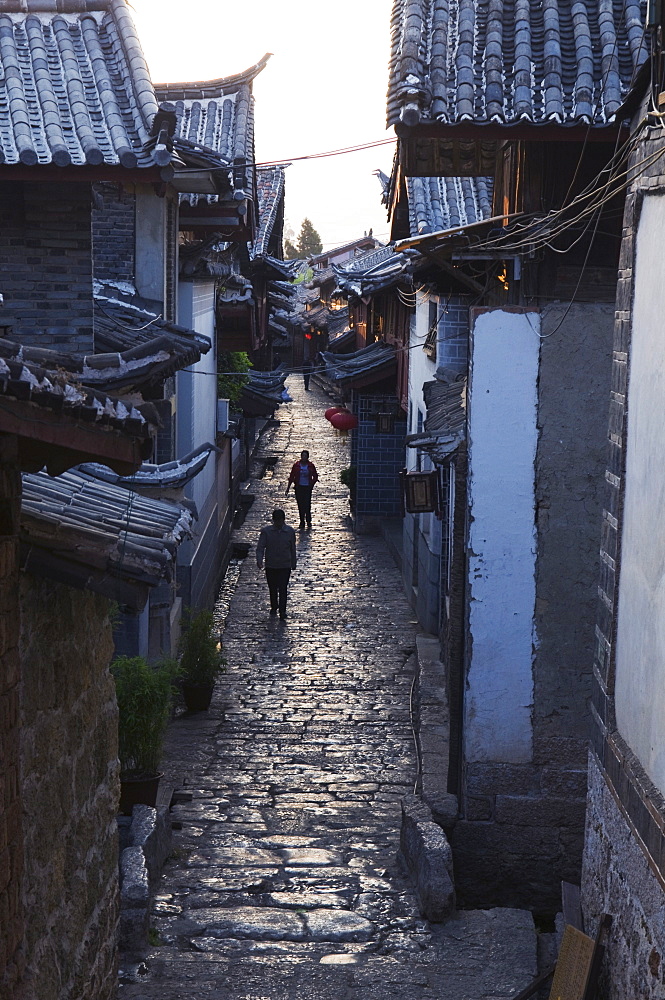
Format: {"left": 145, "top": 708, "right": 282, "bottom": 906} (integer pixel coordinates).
{"left": 302, "top": 359, "right": 314, "bottom": 390}
{"left": 256, "top": 508, "right": 297, "bottom": 620}
{"left": 286, "top": 450, "right": 319, "bottom": 529}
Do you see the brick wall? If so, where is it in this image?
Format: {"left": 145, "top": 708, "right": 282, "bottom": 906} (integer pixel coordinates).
{"left": 0, "top": 181, "right": 94, "bottom": 353}
{"left": 437, "top": 296, "right": 469, "bottom": 371}
{"left": 0, "top": 448, "right": 24, "bottom": 1000}
{"left": 351, "top": 393, "right": 406, "bottom": 531}
{"left": 581, "top": 117, "right": 665, "bottom": 998}
{"left": 92, "top": 182, "right": 136, "bottom": 286}
{"left": 18, "top": 578, "right": 119, "bottom": 1000}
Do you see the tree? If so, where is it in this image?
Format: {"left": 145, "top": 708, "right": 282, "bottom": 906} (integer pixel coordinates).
{"left": 297, "top": 218, "right": 323, "bottom": 257}
{"left": 217, "top": 351, "right": 252, "bottom": 407}
{"left": 284, "top": 238, "right": 299, "bottom": 259}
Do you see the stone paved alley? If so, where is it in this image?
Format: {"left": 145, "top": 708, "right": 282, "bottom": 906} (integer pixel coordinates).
{"left": 119, "top": 378, "right": 538, "bottom": 1000}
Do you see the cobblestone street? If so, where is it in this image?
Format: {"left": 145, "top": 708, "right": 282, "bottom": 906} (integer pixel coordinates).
{"left": 119, "top": 378, "right": 537, "bottom": 1000}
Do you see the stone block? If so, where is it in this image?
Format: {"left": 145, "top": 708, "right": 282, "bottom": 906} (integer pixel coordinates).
{"left": 129, "top": 804, "right": 172, "bottom": 881}
{"left": 466, "top": 761, "right": 540, "bottom": 797}
{"left": 119, "top": 847, "right": 149, "bottom": 952}
{"left": 119, "top": 847, "right": 149, "bottom": 908}
{"left": 450, "top": 820, "right": 564, "bottom": 911}
{"left": 400, "top": 794, "right": 455, "bottom": 921}
{"left": 422, "top": 789, "right": 459, "bottom": 828}
{"left": 494, "top": 794, "right": 587, "bottom": 829}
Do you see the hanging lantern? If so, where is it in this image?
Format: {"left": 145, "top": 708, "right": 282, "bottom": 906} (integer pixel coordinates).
{"left": 330, "top": 411, "right": 359, "bottom": 432}
{"left": 325, "top": 406, "right": 346, "bottom": 421}
{"left": 305, "top": 332, "right": 313, "bottom": 340}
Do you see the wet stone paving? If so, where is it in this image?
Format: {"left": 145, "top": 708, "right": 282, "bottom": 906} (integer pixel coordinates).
{"left": 119, "top": 378, "right": 537, "bottom": 1000}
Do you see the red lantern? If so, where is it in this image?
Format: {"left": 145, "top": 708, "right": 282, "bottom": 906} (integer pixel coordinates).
{"left": 330, "top": 411, "right": 359, "bottom": 431}
{"left": 305, "top": 333, "right": 313, "bottom": 340}
{"left": 325, "top": 406, "right": 346, "bottom": 421}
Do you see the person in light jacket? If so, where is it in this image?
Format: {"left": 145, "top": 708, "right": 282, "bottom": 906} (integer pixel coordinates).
{"left": 256, "top": 508, "right": 297, "bottom": 620}
{"left": 285, "top": 450, "right": 319, "bottom": 529}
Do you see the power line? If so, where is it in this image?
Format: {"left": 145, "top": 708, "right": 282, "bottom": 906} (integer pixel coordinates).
{"left": 254, "top": 137, "right": 397, "bottom": 168}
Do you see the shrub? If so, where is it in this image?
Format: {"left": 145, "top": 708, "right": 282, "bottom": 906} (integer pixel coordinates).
{"left": 178, "top": 609, "right": 225, "bottom": 688}
{"left": 111, "top": 656, "right": 179, "bottom": 778}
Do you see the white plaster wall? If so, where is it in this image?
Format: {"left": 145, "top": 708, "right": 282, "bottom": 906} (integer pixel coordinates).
{"left": 177, "top": 280, "right": 217, "bottom": 514}
{"left": 465, "top": 309, "right": 539, "bottom": 763}
{"left": 615, "top": 193, "right": 665, "bottom": 794}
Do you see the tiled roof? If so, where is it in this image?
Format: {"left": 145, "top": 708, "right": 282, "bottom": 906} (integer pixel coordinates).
{"left": 0, "top": 338, "right": 158, "bottom": 440}
{"left": 93, "top": 286, "right": 211, "bottom": 388}
{"left": 253, "top": 165, "right": 286, "bottom": 258}
{"left": 20, "top": 467, "right": 193, "bottom": 608}
{"left": 407, "top": 176, "right": 493, "bottom": 235}
{"left": 155, "top": 55, "right": 271, "bottom": 180}
{"left": 0, "top": 0, "right": 169, "bottom": 169}
{"left": 333, "top": 244, "right": 419, "bottom": 297}
{"left": 321, "top": 341, "right": 397, "bottom": 385}
{"left": 79, "top": 442, "right": 218, "bottom": 490}
{"left": 407, "top": 371, "right": 467, "bottom": 461}
{"left": 387, "top": 0, "right": 648, "bottom": 129}
{"left": 238, "top": 371, "right": 289, "bottom": 416}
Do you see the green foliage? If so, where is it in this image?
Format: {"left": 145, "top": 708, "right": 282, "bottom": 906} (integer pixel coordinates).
{"left": 283, "top": 238, "right": 299, "bottom": 260}
{"left": 340, "top": 466, "right": 357, "bottom": 490}
{"left": 179, "top": 608, "right": 225, "bottom": 688}
{"left": 217, "top": 351, "right": 253, "bottom": 407}
{"left": 340, "top": 467, "right": 357, "bottom": 510}
{"left": 297, "top": 218, "right": 323, "bottom": 257}
{"left": 111, "top": 656, "right": 180, "bottom": 778}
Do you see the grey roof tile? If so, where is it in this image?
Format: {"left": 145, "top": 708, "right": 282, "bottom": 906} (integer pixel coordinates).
{"left": 407, "top": 372, "right": 467, "bottom": 461}
{"left": 0, "top": 0, "right": 166, "bottom": 168}
{"left": 92, "top": 287, "right": 211, "bottom": 387}
{"left": 253, "top": 164, "right": 286, "bottom": 258}
{"left": 407, "top": 176, "right": 493, "bottom": 235}
{"left": 79, "top": 441, "right": 218, "bottom": 490}
{"left": 155, "top": 55, "right": 271, "bottom": 190}
{"left": 21, "top": 466, "right": 193, "bottom": 607}
{"left": 387, "top": 0, "right": 648, "bottom": 128}
{"left": 0, "top": 339, "right": 159, "bottom": 442}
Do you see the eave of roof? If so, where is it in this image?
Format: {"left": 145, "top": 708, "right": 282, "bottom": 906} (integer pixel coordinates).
{"left": 20, "top": 467, "right": 193, "bottom": 609}
{"left": 79, "top": 442, "right": 219, "bottom": 490}
{"left": 387, "top": 0, "right": 648, "bottom": 131}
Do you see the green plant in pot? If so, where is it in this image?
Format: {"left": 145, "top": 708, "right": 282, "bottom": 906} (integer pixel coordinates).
{"left": 179, "top": 608, "right": 225, "bottom": 712}
{"left": 112, "top": 655, "right": 179, "bottom": 814}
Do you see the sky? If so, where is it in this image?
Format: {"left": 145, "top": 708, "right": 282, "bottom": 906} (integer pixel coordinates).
{"left": 129, "top": 0, "right": 396, "bottom": 250}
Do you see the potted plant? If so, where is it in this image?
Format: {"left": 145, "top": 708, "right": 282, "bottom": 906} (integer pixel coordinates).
{"left": 340, "top": 466, "right": 357, "bottom": 511}
{"left": 111, "top": 655, "right": 179, "bottom": 815}
{"left": 179, "top": 608, "right": 225, "bottom": 712}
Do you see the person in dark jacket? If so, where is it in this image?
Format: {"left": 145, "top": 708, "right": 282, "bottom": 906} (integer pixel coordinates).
{"left": 256, "top": 508, "right": 297, "bottom": 620}
{"left": 286, "top": 450, "right": 319, "bottom": 529}
{"left": 302, "top": 359, "right": 314, "bottom": 390}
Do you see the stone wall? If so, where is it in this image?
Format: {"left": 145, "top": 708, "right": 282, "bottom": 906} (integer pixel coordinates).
{"left": 582, "top": 754, "right": 665, "bottom": 999}
{"left": 583, "top": 111, "right": 665, "bottom": 996}
{"left": 92, "top": 182, "right": 136, "bottom": 286}
{"left": 19, "top": 577, "right": 119, "bottom": 1000}
{"left": 0, "top": 455, "right": 24, "bottom": 1000}
{"left": 0, "top": 181, "right": 94, "bottom": 352}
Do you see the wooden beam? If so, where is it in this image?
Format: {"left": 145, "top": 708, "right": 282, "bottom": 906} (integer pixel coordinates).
{"left": 395, "top": 122, "right": 627, "bottom": 143}
{"left": 0, "top": 398, "right": 146, "bottom": 474}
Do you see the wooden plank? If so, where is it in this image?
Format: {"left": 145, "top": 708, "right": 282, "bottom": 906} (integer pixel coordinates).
{"left": 548, "top": 925, "right": 596, "bottom": 1000}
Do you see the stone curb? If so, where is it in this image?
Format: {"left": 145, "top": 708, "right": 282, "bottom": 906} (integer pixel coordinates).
{"left": 119, "top": 804, "right": 172, "bottom": 953}
{"left": 400, "top": 794, "right": 456, "bottom": 922}
{"left": 414, "top": 635, "right": 458, "bottom": 829}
